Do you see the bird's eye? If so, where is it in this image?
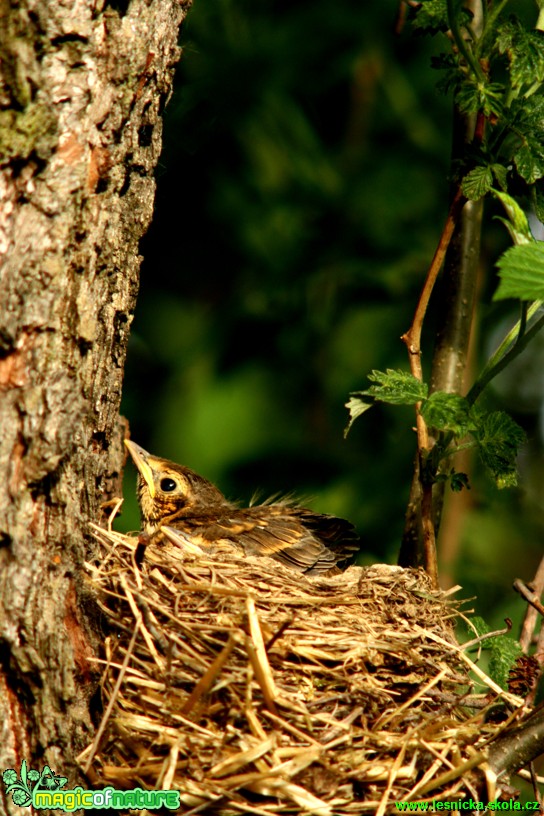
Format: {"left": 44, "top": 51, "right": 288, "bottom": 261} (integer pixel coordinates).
{"left": 160, "top": 477, "right": 178, "bottom": 493}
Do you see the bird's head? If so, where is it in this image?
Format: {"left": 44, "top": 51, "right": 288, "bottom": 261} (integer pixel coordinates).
{"left": 124, "top": 440, "right": 228, "bottom": 530}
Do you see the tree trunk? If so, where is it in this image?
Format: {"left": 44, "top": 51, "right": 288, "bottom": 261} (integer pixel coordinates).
{"left": 0, "top": 0, "right": 189, "bottom": 805}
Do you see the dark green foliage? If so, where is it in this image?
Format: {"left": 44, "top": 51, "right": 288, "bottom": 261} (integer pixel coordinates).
{"left": 469, "top": 617, "right": 523, "bottom": 691}
{"left": 461, "top": 166, "right": 494, "bottom": 201}
{"left": 354, "top": 369, "right": 429, "bottom": 406}
{"left": 349, "top": 370, "right": 526, "bottom": 490}
{"left": 410, "top": 0, "right": 451, "bottom": 34}
{"left": 420, "top": 392, "right": 473, "bottom": 435}
{"left": 471, "top": 409, "right": 527, "bottom": 488}
{"left": 495, "top": 19, "right": 544, "bottom": 88}
{"left": 410, "top": 0, "right": 472, "bottom": 36}
{"left": 348, "top": 2, "right": 544, "bottom": 501}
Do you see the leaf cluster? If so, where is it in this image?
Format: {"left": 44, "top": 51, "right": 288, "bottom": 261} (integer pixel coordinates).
{"left": 346, "top": 369, "right": 526, "bottom": 490}
{"left": 342, "top": 5, "right": 544, "bottom": 560}
{"left": 412, "top": 2, "right": 544, "bottom": 197}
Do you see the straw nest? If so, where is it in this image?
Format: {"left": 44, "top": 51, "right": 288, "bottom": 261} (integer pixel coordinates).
{"left": 82, "top": 525, "right": 525, "bottom": 815}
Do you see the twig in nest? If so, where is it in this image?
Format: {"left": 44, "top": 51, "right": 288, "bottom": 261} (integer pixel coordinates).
{"left": 462, "top": 620, "right": 512, "bottom": 653}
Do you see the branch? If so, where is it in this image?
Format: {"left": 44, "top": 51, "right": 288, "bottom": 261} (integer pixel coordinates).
{"left": 487, "top": 703, "right": 544, "bottom": 777}
{"left": 517, "top": 555, "right": 544, "bottom": 654}
{"left": 400, "top": 187, "right": 466, "bottom": 586}
{"left": 446, "top": 0, "right": 486, "bottom": 83}
{"left": 401, "top": 187, "right": 467, "bottom": 384}
{"left": 467, "top": 304, "right": 544, "bottom": 404}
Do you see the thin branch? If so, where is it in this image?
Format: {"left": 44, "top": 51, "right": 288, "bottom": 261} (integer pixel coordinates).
{"left": 467, "top": 308, "right": 544, "bottom": 404}
{"left": 514, "top": 578, "right": 544, "bottom": 620}
{"left": 446, "top": 0, "right": 486, "bottom": 82}
{"left": 401, "top": 187, "right": 467, "bottom": 383}
{"left": 487, "top": 703, "right": 544, "bottom": 777}
{"left": 400, "top": 187, "right": 466, "bottom": 586}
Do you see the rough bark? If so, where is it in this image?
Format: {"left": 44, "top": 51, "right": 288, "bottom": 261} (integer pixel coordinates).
{"left": 0, "top": 0, "right": 189, "bottom": 805}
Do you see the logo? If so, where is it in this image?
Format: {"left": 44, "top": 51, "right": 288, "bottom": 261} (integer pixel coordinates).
{"left": 2, "top": 761, "right": 181, "bottom": 811}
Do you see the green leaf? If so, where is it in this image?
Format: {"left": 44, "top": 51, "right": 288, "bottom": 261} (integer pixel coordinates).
{"left": 472, "top": 410, "right": 526, "bottom": 488}
{"left": 410, "top": 0, "right": 473, "bottom": 35}
{"left": 455, "top": 81, "right": 504, "bottom": 117}
{"left": 469, "top": 615, "right": 490, "bottom": 638}
{"left": 344, "top": 395, "right": 373, "bottom": 437}
{"left": 463, "top": 616, "right": 522, "bottom": 690}
{"left": 361, "top": 369, "right": 428, "bottom": 405}
{"left": 420, "top": 392, "right": 472, "bottom": 434}
{"left": 491, "top": 164, "right": 508, "bottom": 191}
{"left": 345, "top": 369, "right": 429, "bottom": 437}
{"left": 494, "top": 242, "right": 544, "bottom": 301}
{"left": 495, "top": 19, "right": 544, "bottom": 89}
{"left": 461, "top": 166, "right": 493, "bottom": 201}
{"left": 410, "top": 0, "right": 449, "bottom": 34}
{"left": 514, "top": 141, "right": 544, "bottom": 185}
{"left": 491, "top": 189, "right": 533, "bottom": 246}
{"left": 516, "top": 94, "right": 544, "bottom": 130}
{"left": 532, "top": 182, "right": 544, "bottom": 222}
{"left": 489, "top": 636, "right": 523, "bottom": 691}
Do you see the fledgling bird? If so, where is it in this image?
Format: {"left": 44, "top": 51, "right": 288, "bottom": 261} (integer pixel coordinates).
{"left": 124, "top": 440, "right": 361, "bottom": 575}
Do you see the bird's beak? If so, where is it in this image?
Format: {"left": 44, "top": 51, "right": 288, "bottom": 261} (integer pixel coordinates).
{"left": 124, "top": 439, "right": 156, "bottom": 498}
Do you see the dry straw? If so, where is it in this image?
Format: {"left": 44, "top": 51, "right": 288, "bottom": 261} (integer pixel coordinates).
{"left": 81, "top": 525, "right": 524, "bottom": 814}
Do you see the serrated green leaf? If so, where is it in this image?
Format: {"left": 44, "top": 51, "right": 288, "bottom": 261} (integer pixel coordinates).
{"left": 409, "top": 0, "right": 473, "bottom": 35}
{"left": 409, "top": 0, "right": 449, "bottom": 34}
{"left": 420, "top": 391, "right": 473, "bottom": 434}
{"left": 344, "top": 395, "right": 373, "bottom": 437}
{"left": 362, "top": 369, "right": 428, "bottom": 405}
{"left": 532, "top": 182, "right": 544, "bottom": 222}
{"left": 463, "top": 616, "right": 522, "bottom": 690}
{"left": 469, "top": 616, "right": 490, "bottom": 637}
{"left": 489, "top": 636, "right": 523, "bottom": 690}
{"left": 455, "top": 81, "right": 505, "bottom": 117}
{"left": 494, "top": 242, "right": 544, "bottom": 300}
{"left": 472, "top": 410, "right": 526, "bottom": 488}
{"left": 514, "top": 142, "right": 544, "bottom": 185}
{"left": 516, "top": 94, "right": 544, "bottom": 129}
{"left": 461, "top": 166, "right": 493, "bottom": 200}
{"left": 495, "top": 19, "right": 544, "bottom": 89}
{"left": 491, "top": 164, "right": 508, "bottom": 191}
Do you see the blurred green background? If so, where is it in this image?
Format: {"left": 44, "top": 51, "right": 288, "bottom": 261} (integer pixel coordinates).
{"left": 120, "top": 0, "right": 543, "bottom": 633}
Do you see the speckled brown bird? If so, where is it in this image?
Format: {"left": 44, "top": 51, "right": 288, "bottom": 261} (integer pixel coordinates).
{"left": 125, "top": 440, "right": 361, "bottom": 575}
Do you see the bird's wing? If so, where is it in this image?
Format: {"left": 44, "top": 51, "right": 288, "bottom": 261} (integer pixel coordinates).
{"left": 176, "top": 505, "right": 360, "bottom": 574}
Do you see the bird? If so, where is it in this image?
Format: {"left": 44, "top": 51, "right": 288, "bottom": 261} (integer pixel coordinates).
{"left": 124, "top": 440, "right": 361, "bottom": 575}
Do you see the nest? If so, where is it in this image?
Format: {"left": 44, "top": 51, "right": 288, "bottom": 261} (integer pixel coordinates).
{"left": 81, "top": 526, "right": 524, "bottom": 815}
